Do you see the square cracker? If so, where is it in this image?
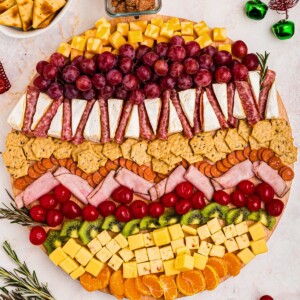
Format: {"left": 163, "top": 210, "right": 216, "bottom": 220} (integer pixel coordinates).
{"left": 2, "top": 146, "right": 26, "bottom": 168}
{"left": 16, "top": 0, "right": 33, "bottom": 31}
{"left": 53, "top": 141, "right": 74, "bottom": 160}
{"left": 190, "top": 133, "right": 214, "bottom": 155}
{"left": 251, "top": 120, "right": 273, "bottom": 143}
{"left": 31, "top": 137, "right": 55, "bottom": 159}
{"left": 6, "top": 131, "right": 29, "bottom": 147}
{"left": 121, "top": 138, "right": 138, "bottom": 160}
{"left": 271, "top": 119, "right": 292, "bottom": 138}
{"left": 249, "top": 136, "right": 269, "bottom": 150}
{"left": 78, "top": 150, "right": 102, "bottom": 174}
{"left": 169, "top": 133, "right": 189, "bottom": 156}
{"left": 270, "top": 133, "right": 294, "bottom": 156}
{"left": 225, "top": 129, "right": 247, "bottom": 151}
{"left": 91, "top": 144, "right": 107, "bottom": 167}
{"left": 7, "top": 161, "right": 30, "bottom": 178}
{"left": 71, "top": 141, "right": 93, "bottom": 162}
{"left": 152, "top": 158, "right": 174, "bottom": 175}
{"left": 238, "top": 120, "right": 252, "bottom": 142}
{"left": 103, "top": 142, "right": 122, "bottom": 161}
{"left": 23, "top": 138, "right": 38, "bottom": 161}
{"left": 214, "top": 130, "right": 230, "bottom": 154}
{"left": 181, "top": 145, "right": 203, "bottom": 164}
{"left": 204, "top": 146, "right": 226, "bottom": 163}
{"left": 147, "top": 139, "right": 170, "bottom": 159}
{"left": 280, "top": 146, "right": 297, "bottom": 165}
{"left": 131, "top": 141, "right": 152, "bottom": 166}
{"left": 161, "top": 153, "right": 182, "bottom": 166}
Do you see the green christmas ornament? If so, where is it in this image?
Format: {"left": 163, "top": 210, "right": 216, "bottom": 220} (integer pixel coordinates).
{"left": 272, "top": 19, "right": 295, "bottom": 39}
{"left": 245, "top": 0, "right": 268, "bottom": 20}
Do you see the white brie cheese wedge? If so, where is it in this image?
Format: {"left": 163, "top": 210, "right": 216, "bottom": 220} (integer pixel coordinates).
{"left": 169, "top": 100, "right": 183, "bottom": 134}
{"left": 71, "top": 99, "right": 88, "bottom": 137}
{"left": 144, "top": 98, "right": 162, "bottom": 134}
{"left": 233, "top": 90, "right": 246, "bottom": 119}
{"left": 108, "top": 99, "right": 123, "bottom": 139}
{"left": 48, "top": 103, "right": 63, "bottom": 138}
{"left": 125, "top": 104, "right": 140, "bottom": 139}
{"left": 248, "top": 70, "right": 261, "bottom": 104}
{"left": 178, "top": 89, "right": 196, "bottom": 127}
{"left": 265, "top": 82, "right": 280, "bottom": 119}
{"left": 31, "top": 93, "right": 53, "bottom": 130}
{"left": 203, "top": 91, "right": 221, "bottom": 132}
{"left": 84, "top": 101, "right": 101, "bottom": 142}
{"left": 7, "top": 93, "right": 27, "bottom": 131}
{"left": 212, "top": 83, "right": 228, "bottom": 120}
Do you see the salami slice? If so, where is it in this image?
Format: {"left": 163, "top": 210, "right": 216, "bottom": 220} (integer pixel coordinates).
{"left": 170, "top": 89, "right": 193, "bottom": 138}
{"left": 72, "top": 99, "right": 96, "bottom": 145}
{"left": 193, "top": 87, "right": 202, "bottom": 134}
{"left": 115, "top": 100, "right": 134, "bottom": 144}
{"left": 258, "top": 70, "right": 276, "bottom": 118}
{"left": 205, "top": 86, "right": 229, "bottom": 129}
{"left": 33, "top": 96, "right": 64, "bottom": 137}
{"left": 235, "top": 81, "right": 260, "bottom": 126}
{"left": 138, "top": 102, "right": 154, "bottom": 140}
{"left": 22, "top": 86, "right": 40, "bottom": 135}
{"left": 98, "top": 97, "right": 110, "bottom": 144}
{"left": 62, "top": 98, "right": 72, "bottom": 141}
{"left": 227, "top": 82, "right": 238, "bottom": 128}
{"left": 157, "top": 90, "right": 170, "bottom": 140}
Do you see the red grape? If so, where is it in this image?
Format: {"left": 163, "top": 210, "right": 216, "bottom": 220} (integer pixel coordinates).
{"left": 99, "top": 85, "right": 115, "bottom": 99}
{"left": 29, "top": 226, "right": 47, "bottom": 245}
{"left": 71, "top": 55, "right": 84, "bottom": 67}
{"left": 155, "top": 42, "right": 169, "bottom": 57}
{"left": 154, "top": 59, "right": 169, "bottom": 76}
{"left": 170, "top": 35, "right": 184, "bottom": 46}
{"left": 246, "top": 195, "right": 261, "bottom": 212}
{"left": 136, "top": 45, "right": 150, "bottom": 60}
{"left": 36, "top": 61, "right": 49, "bottom": 74}
{"left": 80, "top": 58, "right": 96, "bottom": 75}
{"left": 231, "top": 190, "right": 246, "bottom": 207}
{"left": 230, "top": 59, "right": 240, "bottom": 70}
{"left": 169, "top": 62, "right": 184, "bottom": 78}
{"left": 98, "top": 200, "right": 116, "bottom": 217}
{"left": 161, "top": 193, "right": 178, "bottom": 208}
{"left": 255, "top": 182, "right": 275, "bottom": 203}
{"left": 198, "top": 54, "right": 214, "bottom": 70}
{"left": 130, "top": 200, "right": 148, "bottom": 219}
{"left": 39, "top": 194, "right": 58, "bottom": 210}
{"left": 232, "top": 40, "right": 248, "bottom": 58}
{"left": 30, "top": 205, "right": 46, "bottom": 222}
{"left": 98, "top": 52, "right": 116, "bottom": 71}
{"left": 193, "top": 69, "right": 212, "bottom": 87}
{"left": 61, "top": 201, "right": 82, "bottom": 219}
{"left": 237, "top": 180, "right": 255, "bottom": 196}
{"left": 115, "top": 205, "right": 133, "bottom": 222}
{"left": 201, "top": 45, "right": 216, "bottom": 57}
{"left": 119, "top": 44, "right": 135, "bottom": 59}
{"left": 185, "top": 41, "right": 201, "bottom": 58}
{"left": 142, "top": 52, "right": 159, "bottom": 67}
{"left": 64, "top": 84, "right": 80, "bottom": 99}
{"left": 213, "top": 190, "right": 231, "bottom": 205}
{"left": 175, "top": 182, "right": 194, "bottom": 199}
{"left": 106, "top": 69, "right": 123, "bottom": 86}
{"left": 115, "top": 86, "right": 128, "bottom": 99}
{"left": 266, "top": 199, "right": 284, "bottom": 216}
{"left": 129, "top": 89, "right": 145, "bottom": 105}
{"left": 47, "top": 83, "right": 63, "bottom": 99}
{"left": 214, "top": 50, "right": 232, "bottom": 66}
{"left": 82, "top": 88, "right": 96, "bottom": 100}
{"left": 136, "top": 65, "right": 152, "bottom": 81}
{"left": 46, "top": 209, "right": 63, "bottom": 227}
{"left": 184, "top": 58, "right": 199, "bottom": 75}
{"left": 50, "top": 52, "right": 66, "bottom": 67}
{"left": 175, "top": 199, "right": 192, "bottom": 215}
{"left": 160, "top": 76, "right": 176, "bottom": 90}
{"left": 54, "top": 184, "right": 71, "bottom": 203}
{"left": 242, "top": 53, "right": 259, "bottom": 71}
{"left": 82, "top": 205, "right": 99, "bottom": 221}
{"left": 119, "top": 57, "right": 133, "bottom": 74}
{"left": 122, "top": 74, "right": 139, "bottom": 91}
{"left": 112, "top": 186, "right": 133, "bottom": 204}
{"left": 148, "top": 202, "right": 164, "bottom": 218}
{"left": 62, "top": 65, "right": 80, "bottom": 83}
{"left": 168, "top": 45, "right": 186, "bottom": 62}
{"left": 43, "top": 64, "right": 58, "bottom": 80}
{"left": 260, "top": 296, "right": 273, "bottom": 300}
{"left": 177, "top": 73, "right": 193, "bottom": 90}
{"left": 190, "top": 191, "right": 206, "bottom": 209}
{"left": 232, "top": 63, "right": 249, "bottom": 81}
{"left": 33, "top": 75, "right": 51, "bottom": 91}
{"left": 92, "top": 73, "right": 106, "bottom": 90}
{"left": 76, "top": 75, "right": 92, "bottom": 92}
{"left": 144, "top": 82, "right": 161, "bottom": 98}
{"left": 214, "top": 66, "right": 232, "bottom": 83}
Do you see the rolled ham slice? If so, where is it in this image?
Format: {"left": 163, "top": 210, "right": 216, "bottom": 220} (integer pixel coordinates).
{"left": 184, "top": 165, "right": 215, "bottom": 201}
{"left": 88, "top": 170, "right": 120, "bottom": 206}
{"left": 253, "top": 161, "right": 289, "bottom": 197}
{"left": 211, "top": 160, "right": 254, "bottom": 191}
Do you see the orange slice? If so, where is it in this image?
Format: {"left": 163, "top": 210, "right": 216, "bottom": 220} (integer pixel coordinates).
{"left": 207, "top": 257, "right": 229, "bottom": 278}
{"left": 203, "top": 265, "right": 220, "bottom": 291}
{"left": 160, "top": 275, "right": 178, "bottom": 300}
{"left": 97, "top": 265, "right": 111, "bottom": 290}
{"left": 80, "top": 266, "right": 111, "bottom": 292}
{"left": 223, "top": 253, "right": 242, "bottom": 277}
{"left": 181, "top": 270, "right": 206, "bottom": 293}
{"left": 124, "top": 278, "right": 142, "bottom": 300}
{"left": 142, "top": 274, "right": 164, "bottom": 298}
{"left": 109, "top": 270, "right": 124, "bottom": 298}
{"left": 135, "top": 276, "right": 151, "bottom": 296}
{"left": 175, "top": 273, "right": 195, "bottom": 296}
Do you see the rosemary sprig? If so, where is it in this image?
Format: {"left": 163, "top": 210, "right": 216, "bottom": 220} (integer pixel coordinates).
{"left": 256, "top": 51, "right": 270, "bottom": 90}
{"left": 0, "top": 190, "right": 46, "bottom": 227}
{"left": 0, "top": 241, "right": 55, "bottom": 300}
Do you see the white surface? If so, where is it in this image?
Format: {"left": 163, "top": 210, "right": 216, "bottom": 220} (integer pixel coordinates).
{"left": 0, "top": 0, "right": 299, "bottom": 299}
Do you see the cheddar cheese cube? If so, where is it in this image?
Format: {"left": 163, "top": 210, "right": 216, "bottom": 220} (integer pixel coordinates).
{"left": 151, "top": 17, "right": 163, "bottom": 27}
{"left": 198, "top": 241, "right": 213, "bottom": 256}
{"left": 193, "top": 253, "right": 208, "bottom": 270}
{"left": 224, "top": 238, "right": 239, "bottom": 253}
{"left": 207, "top": 218, "right": 221, "bottom": 234}
{"left": 106, "top": 239, "right": 121, "bottom": 255}
{"left": 143, "top": 233, "right": 155, "bottom": 247}
{"left": 49, "top": 247, "right": 67, "bottom": 266}
{"left": 123, "top": 261, "right": 138, "bottom": 278}
{"left": 163, "top": 259, "right": 180, "bottom": 276}
{"left": 57, "top": 42, "right": 71, "bottom": 57}
{"left": 171, "top": 239, "right": 185, "bottom": 253}
{"left": 141, "top": 36, "right": 155, "bottom": 48}
{"left": 137, "top": 262, "right": 151, "bottom": 276}
{"left": 210, "top": 245, "right": 225, "bottom": 258}
{"left": 59, "top": 257, "right": 79, "bottom": 274}
{"left": 181, "top": 22, "right": 194, "bottom": 36}
{"left": 108, "top": 254, "right": 124, "bottom": 271}
{"left": 147, "top": 246, "right": 161, "bottom": 261}
{"left": 175, "top": 254, "right": 194, "bottom": 272}
{"left": 62, "top": 239, "right": 82, "bottom": 258}
{"left": 197, "top": 225, "right": 211, "bottom": 240}
{"left": 211, "top": 230, "right": 227, "bottom": 246}
{"left": 235, "top": 221, "right": 248, "bottom": 236}
{"left": 84, "top": 51, "right": 95, "bottom": 59}
{"left": 96, "top": 247, "right": 112, "bottom": 263}
{"left": 97, "top": 230, "right": 112, "bottom": 246}
{"left": 223, "top": 224, "right": 238, "bottom": 239}
{"left": 194, "top": 21, "right": 209, "bottom": 37}
{"left": 128, "top": 233, "right": 145, "bottom": 250}
{"left": 185, "top": 236, "right": 200, "bottom": 250}
{"left": 70, "top": 266, "right": 85, "bottom": 280}
{"left": 236, "top": 234, "right": 250, "bottom": 250}
{"left": 117, "top": 22, "right": 129, "bottom": 36}
{"left": 250, "top": 239, "right": 268, "bottom": 255}
{"left": 153, "top": 228, "right": 171, "bottom": 247}
{"left": 95, "top": 17, "right": 111, "bottom": 29}
{"left": 87, "top": 238, "right": 102, "bottom": 255}
{"left": 177, "top": 247, "right": 191, "bottom": 256}
{"left": 167, "top": 17, "right": 181, "bottom": 31}
{"left": 213, "top": 28, "right": 227, "bottom": 42}
{"left": 135, "top": 248, "right": 149, "bottom": 263}
{"left": 71, "top": 36, "right": 88, "bottom": 51}
{"left": 109, "top": 31, "right": 127, "bottom": 49}
{"left": 183, "top": 36, "right": 194, "bottom": 43}
{"left": 114, "top": 233, "right": 129, "bottom": 249}
{"left": 173, "top": 31, "right": 182, "bottom": 36}
{"left": 75, "top": 247, "right": 93, "bottom": 266}
{"left": 130, "top": 20, "right": 148, "bottom": 33}
{"left": 85, "top": 29, "right": 96, "bottom": 38}
{"left": 160, "top": 23, "right": 174, "bottom": 38}
{"left": 169, "top": 224, "right": 184, "bottom": 241}
{"left": 218, "top": 44, "right": 232, "bottom": 53}
{"left": 157, "top": 36, "right": 170, "bottom": 43}
{"left": 128, "top": 30, "right": 143, "bottom": 43}
{"left": 195, "top": 34, "right": 212, "bottom": 48}
{"left": 100, "top": 47, "right": 112, "bottom": 53}
{"left": 150, "top": 259, "right": 164, "bottom": 273}
{"left": 118, "top": 247, "right": 135, "bottom": 262}
{"left": 160, "top": 246, "right": 174, "bottom": 261}
{"left": 249, "top": 222, "right": 266, "bottom": 241}
{"left": 237, "top": 247, "right": 255, "bottom": 264}
{"left": 85, "top": 258, "right": 104, "bottom": 277}
{"left": 182, "top": 225, "right": 197, "bottom": 236}
{"left": 144, "top": 24, "right": 160, "bottom": 40}
{"left": 70, "top": 49, "right": 84, "bottom": 61}
{"left": 96, "top": 26, "right": 111, "bottom": 41}
{"left": 87, "top": 38, "right": 102, "bottom": 54}
{"left": 128, "top": 42, "right": 139, "bottom": 49}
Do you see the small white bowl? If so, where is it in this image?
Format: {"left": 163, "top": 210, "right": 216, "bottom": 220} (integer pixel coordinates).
{"left": 0, "top": 0, "right": 74, "bottom": 39}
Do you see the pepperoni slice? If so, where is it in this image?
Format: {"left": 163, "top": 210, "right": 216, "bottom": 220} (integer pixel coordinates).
{"left": 50, "top": 155, "right": 59, "bottom": 166}
{"left": 181, "top": 159, "right": 189, "bottom": 169}
{"left": 28, "top": 166, "right": 41, "bottom": 179}
{"left": 70, "top": 163, "right": 77, "bottom": 174}
{"left": 216, "top": 160, "right": 229, "bottom": 173}
{"left": 24, "top": 175, "right": 34, "bottom": 185}
{"left": 257, "top": 148, "right": 267, "bottom": 161}
{"left": 106, "top": 160, "right": 118, "bottom": 172}
{"left": 81, "top": 172, "right": 88, "bottom": 180}
{"left": 154, "top": 176, "right": 161, "bottom": 183}
{"left": 119, "top": 158, "right": 126, "bottom": 168}
{"left": 75, "top": 168, "right": 83, "bottom": 177}
{"left": 235, "top": 150, "right": 246, "bottom": 162}
{"left": 125, "top": 160, "right": 133, "bottom": 171}
{"left": 99, "top": 166, "right": 108, "bottom": 177}
{"left": 132, "top": 163, "right": 139, "bottom": 175}
{"left": 58, "top": 159, "right": 68, "bottom": 167}
{"left": 33, "top": 163, "right": 45, "bottom": 175}
{"left": 87, "top": 174, "right": 96, "bottom": 188}
{"left": 66, "top": 158, "right": 74, "bottom": 170}
{"left": 113, "top": 159, "right": 120, "bottom": 166}
{"left": 222, "top": 158, "right": 233, "bottom": 169}
{"left": 42, "top": 158, "right": 54, "bottom": 169}
{"left": 14, "top": 178, "right": 28, "bottom": 190}
{"left": 281, "top": 167, "right": 294, "bottom": 181}
{"left": 279, "top": 166, "right": 288, "bottom": 176}
{"left": 144, "top": 168, "right": 156, "bottom": 181}
{"left": 268, "top": 156, "right": 282, "bottom": 170}
{"left": 227, "top": 152, "right": 239, "bottom": 165}
{"left": 243, "top": 147, "right": 251, "bottom": 159}
{"left": 138, "top": 165, "right": 148, "bottom": 177}
{"left": 204, "top": 164, "right": 212, "bottom": 178}
{"left": 194, "top": 161, "right": 201, "bottom": 169}
{"left": 92, "top": 171, "right": 103, "bottom": 185}
{"left": 211, "top": 165, "right": 223, "bottom": 178}
{"left": 158, "top": 173, "right": 167, "bottom": 179}
{"left": 249, "top": 150, "right": 259, "bottom": 162}
{"left": 261, "top": 149, "right": 275, "bottom": 163}
{"left": 199, "top": 162, "right": 209, "bottom": 174}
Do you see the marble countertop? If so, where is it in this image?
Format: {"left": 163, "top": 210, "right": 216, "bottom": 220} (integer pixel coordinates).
{"left": 0, "top": 0, "right": 299, "bottom": 299}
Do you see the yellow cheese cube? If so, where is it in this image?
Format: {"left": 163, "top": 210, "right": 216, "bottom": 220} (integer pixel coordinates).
{"left": 171, "top": 239, "right": 185, "bottom": 253}
{"left": 96, "top": 26, "right": 111, "bottom": 41}
{"left": 195, "top": 34, "right": 213, "bottom": 49}
{"left": 59, "top": 257, "right": 79, "bottom": 274}
{"left": 85, "top": 29, "right": 96, "bottom": 38}
{"left": 235, "top": 221, "right": 249, "bottom": 236}
{"left": 128, "top": 30, "right": 143, "bottom": 44}
{"left": 135, "top": 248, "right": 149, "bottom": 263}
{"left": 167, "top": 18, "right": 181, "bottom": 31}
{"left": 75, "top": 247, "right": 93, "bottom": 266}
{"left": 168, "top": 224, "right": 184, "bottom": 241}
{"left": 57, "top": 42, "right": 71, "bottom": 57}
{"left": 160, "top": 23, "right": 174, "bottom": 38}
{"left": 109, "top": 31, "right": 127, "bottom": 50}
{"left": 144, "top": 24, "right": 160, "bottom": 40}
{"left": 100, "top": 47, "right": 112, "bottom": 53}
{"left": 153, "top": 228, "right": 171, "bottom": 247}
{"left": 175, "top": 254, "right": 194, "bottom": 272}
{"left": 49, "top": 247, "right": 67, "bottom": 266}
{"left": 207, "top": 218, "right": 221, "bottom": 234}
{"left": 117, "top": 22, "right": 129, "bottom": 36}
{"left": 181, "top": 22, "right": 194, "bottom": 36}
{"left": 151, "top": 17, "right": 163, "bottom": 27}
{"left": 106, "top": 239, "right": 121, "bottom": 255}
{"left": 137, "top": 262, "right": 151, "bottom": 276}
{"left": 85, "top": 258, "right": 104, "bottom": 277}
{"left": 211, "top": 230, "right": 227, "bottom": 246}
{"left": 141, "top": 36, "right": 154, "bottom": 48}
{"left": 160, "top": 246, "right": 174, "bottom": 261}
{"left": 224, "top": 238, "right": 239, "bottom": 253}
{"left": 114, "top": 233, "right": 129, "bottom": 249}
{"left": 249, "top": 222, "right": 266, "bottom": 241}
{"left": 173, "top": 31, "right": 182, "bottom": 36}
{"left": 147, "top": 246, "right": 161, "bottom": 261}
{"left": 143, "top": 233, "right": 155, "bottom": 247}
{"left": 87, "top": 38, "right": 102, "bottom": 54}
{"left": 209, "top": 245, "right": 225, "bottom": 258}
{"left": 71, "top": 36, "right": 88, "bottom": 51}
{"left": 177, "top": 247, "right": 191, "bottom": 256}
{"left": 236, "top": 234, "right": 250, "bottom": 250}
{"left": 237, "top": 247, "right": 255, "bottom": 264}
{"left": 130, "top": 20, "right": 148, "bottom": 33}
{"left": 87, "top": 238, "right": 102, "bottom": 255}
{"left": 194, "top": 21, "right": 210, "bottom": 37}
{"left": 150, "top": 259, "right": 164, "bottom": 273}
{"left": 128, "top": 42, "right": 139, "bottom": 49}
{"left": 123, "top": 261, "right": 138, "bottom": 278}
{"left": 193, "top": 253, "right": 208, "bottom": 270}
{"left": 128, "top": 233, "right": 145, "bottom": 251}
{"left": 223, "top": 224, "right": 238, "bottom": 239}
{"left": 218, "top": 44, "right": 232, "bottom": 53}
{"left": 183, "top": 36, "right": 194, "bottom": 43}
{"left": 198, "top": 241, "right": 213, "bottom": 256}
{"left": 96, "top": 247, "right": 112, "bottom": 263}
{"left": 185, "top": 236, "right": 200, "bottom": 250}
{"left": 119, "top": 247, "right": 135, "bottom": 262}
{"left": 250, "top": 239, "right": 268, "bottom": 255}
{"left": 84, "top": 51, "right": 95, "bottom": 59}
{"left": 97, "top": 230, "right": 112, "bottom": 246}
{"left": 163, "top": 259, "right": 180, "bottom": 276}
{"left": 70, "top": 266, "right": 85, "bottom": 280}
{"left": 197, "top": 225, "right": 211, "bottom": 240}
{"left": 70, "top": 49, "right": 84, "bottom": 61}
{"left": 95, "top": 17, "right": 111, "bottom": 29}
{"left": 157, "top": 36, "right": 170, "bottom": 43}
{"left": 213, "top": 28, "right": 227, "bottom": 42}
{"left": 108, "top": 254, "right": 124, "bottom": 271}
{"left": 62, "top": 239, "right": 82, "bottom": 258}
{"left": 182, "top": 225, "right": 197, "bottom": 236}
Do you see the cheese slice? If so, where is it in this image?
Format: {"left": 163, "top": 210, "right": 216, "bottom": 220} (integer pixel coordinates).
{"left": 248, "top": 71, "right": 261, "bottom": 104}
{"left": 265, "top": 82, "right": 279, "bottom": 119}
{"left": 202, "top": 91, "right": 221, "bottom": 132}
{"left": 31, "top": 93, "right": 53, "bottom": 130}
{"left": 233, "top": 90, "right": 246, "bottom": 119}
{"left": 212, "top": 83, "right": 228, "bottom": 120}
{"left": 178, "top": 89, "right": 196, "bottom": 127}
{"left": 144, "top": 98, "right": 162, "bottom": 134}
{"left": 71, "top": 99, "right": 88, "bottom": 137}
{"left": 48, "top": 103, "right": 63, "bottom": 139}
{"left": 7, "top": 93, "right": 27, "bottom": 131}
{"left": 169, "top": 100, "right": 183, "bottom": 134}
{"left": 108, "top": 99, "right": 123, "bottom": 139}
{"left": 84, "top": 101, "right": 101, "bottom": 142}
{"left": 125, "top": 104, "right": 140, "bottom": 139}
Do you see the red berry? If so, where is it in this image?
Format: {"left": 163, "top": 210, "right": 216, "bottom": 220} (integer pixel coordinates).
{"left": 148, "top": 202, "right": 164, "bottom": 218}
{"left": 112, "top": 186, "right": 133, "bottom": 204}
{"left": 54, "top": 185, "right": 71, "bottom": 203}
{"left": 46, "top": 209, "right": 63, "bottom": 227}
{"left": 246, "top": 195, "right": 261, "bottom": 212}
{"left": 175, "top": 182, "right": 194, "bottom": 199}
{"left": 61, "top": 201, "right": 82, "bottom": 219}
{"left": 82, "top": 205, "right": 100, "bottom": 221}
{"left": 237, "top": 180, "right": 255, "bottom": 196}
{"left": 30, "top": 205, "right": 47, "bottom": 222}
{"left": 255, "top": 182, "right": 275, "bottom": 203}
{"left": 98, "top": 201, "right": 116, "bottom": 217}
{"left": 266, "top": 199, "right": 284, "bottom": 217}
{"left": 130, "top": 200, "right": 148, "bottom": 219}
{"left": 231, "top": 190, "right": 246, "bottom": 207}
{"left": 190, "top": 191, "right": 206, "bottom": 209}
{"left": 260, "top": 296, "right": 273, "bottom": 300}
{"left": 39, "top": 194, "right": 58, "bottom": 210}
{"left": 175, "top": 199, "right": 192, "bottom": 215}
{"left": 213, "top": 190, "right": 231, "bottom": 206}
{"left": 29, "top": 226, "right": 47, "bottom": 245}
{"left": 115, "top": 205, "right": 133, "bottom": 222}
{"left": 161, "top": 193, "right": 178, "bottom": 208}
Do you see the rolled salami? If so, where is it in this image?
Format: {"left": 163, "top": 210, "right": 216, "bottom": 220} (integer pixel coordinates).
{"left": 227, "top": 82, "right": 238, "bottom": 128}
{"left": 62, "top": 98, "right": 72, "bottom": 141}
{"left": 139, "top": 102, "right": 154, "bottom": 140}
{"left": 157, "top": 90, "right": 170, "bottom": 140}
{"left": 193, "top": 87, "right": 202, "bottom": 134}
{"left": 98, "top": 97, "right": 110, "bottom": 144}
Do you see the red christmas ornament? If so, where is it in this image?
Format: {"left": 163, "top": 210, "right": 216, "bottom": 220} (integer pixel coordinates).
{"left": 0, "top": 61, "right": 11, "bottom": 94}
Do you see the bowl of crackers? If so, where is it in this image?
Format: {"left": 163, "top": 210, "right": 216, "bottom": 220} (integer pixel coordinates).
{"left": 0, "top": 0, "right": 74, "bottom": 38}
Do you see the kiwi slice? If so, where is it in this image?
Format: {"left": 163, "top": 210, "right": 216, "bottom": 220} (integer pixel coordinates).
{"left": 247, "top": 211, "right": 261, "bottom": 222}
{"left": 122, "top": 219, "right": 141, "bottom": 237}
{"left": 78, "top": 218, "right": 103, "bottom": 245}
{"left": 225, "top": 208, "right": 250, "bottom": 225}
{"left": 140, "top": 216, "right": 160, "bottom": 230}
{"left": 44, "top": 230, "right": 68, "bottom": 254}
{"left": 180, "top": 210, "right": 203, "bottom": 225}
{"left": 201, "top": 203, "right": 229, "bottom": 220}
{"left": 60, "top": 220, "right": 82, "bottom": 238}
{"left": 159, "top": 209, "right": 181, "bottom": 227}
{"left": 102, "top": 216, "right": 124, "bottom": 233}
{"left": 259, "top": 209, "right": 276, "bottom": 230}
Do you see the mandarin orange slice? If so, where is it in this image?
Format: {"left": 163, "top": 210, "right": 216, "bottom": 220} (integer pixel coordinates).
{"left": 223, "top": 253, "right": 242, "bottom": 277}
{"left": 160, "top": 275, "right": 178, "bottom": 300}
{"left": 203, "top": 265, "right": 220, "bottom": 291}
{"left": 109, "top": 270, "right": 124, "bottom": 298}
{"left": 135, "top": 276, "right": 151, "bottom": 296}
{"left": 207, "top": 257, "right": 229, "bottom": 278}
{"left": 97, "top": 265, "right": 111, "bottom": 290}
{"left": 142, "top": 274, "right": 164, "bottom": 298}
{"left": 80, "top": 266, "right": 111, "bottom": 292}
{"left": 124, "top": 278, "right": 142, "bottom": 300}
{"left": 181, "top": 270, "right": 206, "bottom": 293}
{"left": 175, "top": 273, "right": 195, "bottom": 296}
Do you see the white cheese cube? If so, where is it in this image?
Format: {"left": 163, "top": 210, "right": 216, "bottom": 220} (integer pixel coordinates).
{"left": 135, "top": 248, "right": 149, "bottom": 263}
{"left": 108, "top": 254, "right": 124, "bottom": 271}
{"left": 150, "top": 259, "right": 164, "bottom": 274}
{"left": 202, "top": 91, "right": 221, "bottom": 131}
{"left": 207, "top": 218, "right": 221, "bottom": 234}
{"left": 178, "top": 89, "right": 196, "bottom": 127}
{"left": 143, "top": 233, "right": 155, "bottom": 247}
{"left": 97, "top": 230, "right": 112, "bottom": 246}
{"left": 248, "top": 70, "right": 261, "bottom": 104}
{"left": 223, "top": 224, "right": 238, "bottom": 239}
{"left": 235, "top": 221, "right": 248, "bottom": 236}
{"left": 160, "top": 246, "right": 174, "bottom": 261}
{"left": 108, "top": 99, "right": 123, "bottom": 138}
{"left": 211, "top": 230, "right": 227, "bottom": 246}
{"left": 125, "top": 104, "right": 140, "bottom": 139}
{"left": 114, "top": 233, "right": 129, "bottom": 249}
{"left": 224, "top": 238, "right": 239, "bottom": 253}
{"left": 83, "top": 101, "right": 101, "bottom": 142}
{"left": 198, "top": 241, "right": 213, "bottom": 256}
{"left": 236, "top": 234, "right": 250, "bottom": 250}
{"left": 96, "top": 247, "right": 112, "bottom": 263}
{"left": 197, "top": 225, "right": 211, "bottom": 240}
{"left": 137, "top": 262, "right": 151, "bottom": 276}
{"left": 147, "top": 247, "right": 161, "bottom": 261}
{"left": 209, "top": 245, "right": 225, "bottom": 258}
{"left": 144, "top": 98, "right": 162, "bottom": 134}
{"left": 171, "top": 239, "right": 185, "bottom": 253}
{"left": 265, "top": 82, "right": 279, "bottom": 119}
{"left": 71, "top": 99, "right": 88, "bottom": 136}
{"left": 7, "top": 94, "right": 27, "bottom": 131}
{"left": 185, "top": 236, "right": 200, "bottom": 250}
{"left": 87, "top": 238, "right": 102, "bottom": 255}
{"left": 118, "top": 247, "right": 135, "bottom": 262}
{"left": 106, "top": 239, "right": 121, "bottom": 255}
{"left": 233, "top": 90, "right": 246, "bottom": 119}
{"left": 48, "top": 103, "right": 63, "bottom": 138}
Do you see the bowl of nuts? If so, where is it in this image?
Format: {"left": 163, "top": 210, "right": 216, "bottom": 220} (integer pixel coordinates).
{"left": 106, "top": 0, "right": 162, "bottom": 17}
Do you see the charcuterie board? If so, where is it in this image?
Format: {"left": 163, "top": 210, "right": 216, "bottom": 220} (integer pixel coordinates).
{"left": 3, "top": 14, "right": 297, "bottom": 299}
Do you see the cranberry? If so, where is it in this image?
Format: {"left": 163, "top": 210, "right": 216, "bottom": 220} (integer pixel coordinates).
{"left": 190, "top": 191, "right": 206, "bottom": 209}
{"left": 29, "top": 226, "right": 47, "bottom": 245}
{"left": 130, "top": 200, "right": 148, "bottom": 219}
{"left": 148, "top": 202, "right": 164, "bottom": 218}
{"left": 246, "top": 195, "right": 261, "bottom": 212}
{"left": 266, "top": 199, "right": 284, "bottom": 217}
{"left": 82, "top": 205, "right": 99, "bottom": 221}
{"left": 98, "top": 201, "right": 116, "bottom": 217}
{"left": 115, "top": 205, "right": 133, "bottom": 222}
{"left": 161, "top": 193, "right": 178, "bottom": 208}
{"left": 213, "top": 190, "right": 231, "bottom": 206}
{"left": 61, "top": 201, "right": 82, "bottom": 219}
{"left": 30, "top": 205, "right": 47, "bottom": 222}
{"left": 237, "top": 180, "right": 255, "bottom": 196}
{"left": 175, "top": 199, "right": 192, "bottom": 215}
{"left": 39, "top": 194, "right": 58, "bottom": 210}
{"left": 46, "top": 209, "right": 63, "bottom": 227}
{"left": 112, "top": 186, "right": 133, "bottom": 204}
{"left": 260, "top": 296, "right": 274, "bottom": 300}
{"left": 255, "top": 182, "right": 275, "bottom": 203}
{"left": 54, "top": 185, "right": 71, "bottom": 203}
{"left": 175, "top": 182, "right": 194, "bottom": 199}
{"left": 231, "top": 190, "right": 246, "bottom": 207}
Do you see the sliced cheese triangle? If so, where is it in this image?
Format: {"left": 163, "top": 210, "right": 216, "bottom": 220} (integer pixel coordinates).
{"left": 0, "top": 4, "right": 22, "bottom": 28}
{"left": 178, "top": 89, "right": 196, "bottom": 127}
{"left": 144, "top": 98, "right": 161, "bottom": 135}
{"left": 48, "top": 103, "right": 63, "bottom": 138}
{"left": 71, "top": 99, "right": 87, "bottom": 137}
{"left": 212, "top": 83, "right": 228, "bottom": 120}
{"left": 169, "top": 100, "right": 183, "bottom": 134}
{"left": 7, "top": 93, "right": 26, "bottom": 131}
{"left": 31, "top": 93, "right": 53, "bottom": 130}
{"left": 16, "top": 0, "right": 33, "bottom": 31}
{"left": 265, "top": 82, "right": 279, "bottom": 119}
{"left": 249, "top": 70, "right": 261, "bottom": 104}
{"left": 84, "top": 101, "right": 101, "bottom": 142}
{"left": 203, "top": 91, "right": 221, "bottom": 132}
{"left": 233, "top": 89, "right": 246, "bottom": 119}
{"left": 108, "top": 99, "right": 123, "bottom": 139}
{"left": 125, "top": 104, "right": 140, "bottom": 139}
